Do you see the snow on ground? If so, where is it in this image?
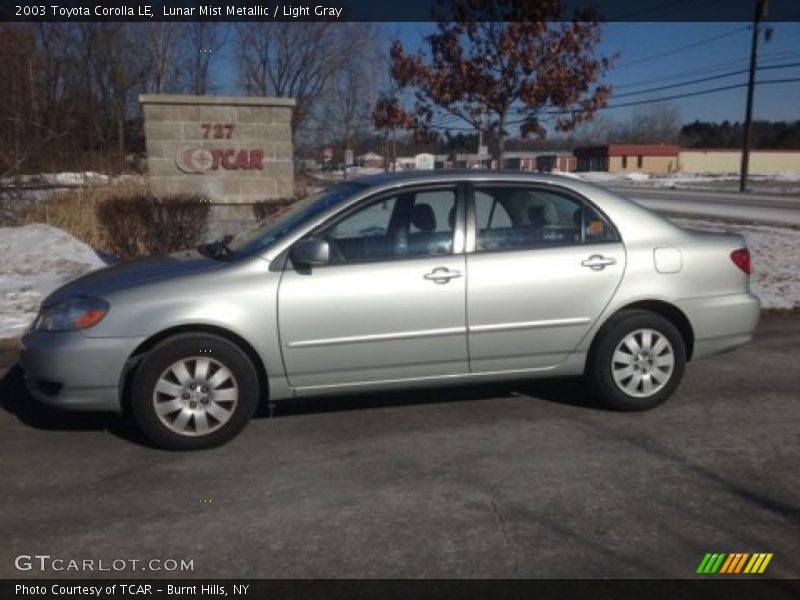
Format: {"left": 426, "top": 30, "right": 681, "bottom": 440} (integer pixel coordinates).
{"left": 0, "top": 171, "right": 110, "bottom": 187}
{"left": 669, "top": 217, "right": 800, "bottom": 310}
{"left": 568, "top": 170, "right": 800, "bottom": 194}
{"left": 569, "top": 170, "right": 800, "bottom": 184}
{"left": 0, "top": 224, "right": 107, "bottom": 338}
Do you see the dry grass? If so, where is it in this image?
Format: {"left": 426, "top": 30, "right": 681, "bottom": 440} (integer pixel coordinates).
{"left": 19, "top": 181, "right": 148, "bottom": 249}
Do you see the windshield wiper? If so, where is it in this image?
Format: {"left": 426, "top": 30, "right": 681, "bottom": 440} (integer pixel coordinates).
{"left": 198, "top": 234, "right": 234, "bottom": 258}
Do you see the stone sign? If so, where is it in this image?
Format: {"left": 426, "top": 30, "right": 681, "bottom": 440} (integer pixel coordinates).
{"left": 139, "top": 94, "right": 295, "bottom": 219}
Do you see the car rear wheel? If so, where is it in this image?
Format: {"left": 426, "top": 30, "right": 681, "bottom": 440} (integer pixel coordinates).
{"left": 131, "top": 333, "right": 259, "bottom": 450}
{"left": 588, "top": 310, "right": 686, "bottom": 411}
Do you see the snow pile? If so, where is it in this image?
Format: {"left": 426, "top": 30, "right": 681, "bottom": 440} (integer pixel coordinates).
{"left": 622, "top": 172, "right": 650, "bottom": 182}
{"left": 570, "top": 171, "right": 619, "bottom": 183}
{"left": 0, "top": 224, "right": 107, "bottom": 337}
{"left": 0, "top": 171, "right": 110, "bottom": 187}
{"left": 772, "top": 170, "right": 800, "bottom": 182}
{"left": 570, "top": 170, "right": 800, "bottom": 190}
{"left": 670, "top": 218, "right": 800, "bottom": 309}
{"left": 653, "top": 172, "right": 740, "bottom": 187}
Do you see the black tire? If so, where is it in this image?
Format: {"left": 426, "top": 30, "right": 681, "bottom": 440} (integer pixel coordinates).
{"left": 587, "top": 309, "right": 686, "bottom": 411}
{"left": 131, "top": 333, "right": 259, "bottom": 450}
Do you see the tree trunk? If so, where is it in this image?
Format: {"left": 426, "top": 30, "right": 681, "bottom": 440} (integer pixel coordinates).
{"left": 116, "top": 101, "right": 125, "bottom": 172}
{"left": 496, "top": 111, "right": 507, "bottom": 171}
{"left": 391, "top": 128, "right": 397, "bottom": 172}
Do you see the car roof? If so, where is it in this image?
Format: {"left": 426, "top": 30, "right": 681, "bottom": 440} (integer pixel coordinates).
{"left": 349, "top": 169, "right": 584, "bottom": 188}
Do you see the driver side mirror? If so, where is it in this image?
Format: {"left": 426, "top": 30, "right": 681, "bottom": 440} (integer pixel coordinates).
{"left": 290, "top": 237, "right": 330, "bottom": 267}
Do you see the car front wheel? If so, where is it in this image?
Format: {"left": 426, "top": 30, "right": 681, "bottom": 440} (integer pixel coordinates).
{"left": 588, "top": 310, "right": 686, "bottom": 411}
{"left": 131, "top": 333, "right": 259, "bottom": 450}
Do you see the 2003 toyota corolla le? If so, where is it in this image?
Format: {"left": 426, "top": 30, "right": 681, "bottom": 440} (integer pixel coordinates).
{"left": 20, "top": 172, "right": 759, "bottom": 450}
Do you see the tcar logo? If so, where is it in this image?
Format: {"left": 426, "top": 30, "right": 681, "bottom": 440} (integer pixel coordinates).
{"left": 176, "top": 147, "right": 214, "bottom": 173}
{"left": 175, "top": 147, "right": 264, "bottom": 174}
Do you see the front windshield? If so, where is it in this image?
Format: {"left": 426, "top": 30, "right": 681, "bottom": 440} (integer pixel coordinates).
{"left": 226, "top": 182, "right": 365, "bottom": 257}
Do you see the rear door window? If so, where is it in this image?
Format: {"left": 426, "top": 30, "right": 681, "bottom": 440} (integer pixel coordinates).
{"left": 472, "top": 186, "right": 617, "bottom": 252}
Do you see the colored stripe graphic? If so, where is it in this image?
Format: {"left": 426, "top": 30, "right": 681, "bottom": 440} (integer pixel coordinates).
{"left": 697, "top": 553, "right": 727, "bottom": 573}
{"left": 697, "top": 554, "right": 714, "bottom": 573}
{"left": 744, "top": 553, "right": 773, "bottom": 574}
{"left": 719, "top": 554, "right": 736, "bottom": 573}
{"left": 723, "top": 553, "right": 749, "bottom": 573}
{"left": 698, "top": 552, "right": 773, "bottom": 574}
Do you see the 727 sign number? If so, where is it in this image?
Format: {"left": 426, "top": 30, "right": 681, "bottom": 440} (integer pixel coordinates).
{"left": 202, "top": 123, "right": 234, "bottom": 139}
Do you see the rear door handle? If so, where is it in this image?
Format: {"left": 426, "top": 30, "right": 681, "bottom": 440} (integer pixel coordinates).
{"left": 424, "top": 267, "right": 462, "bottom": 284}
{"left": 581, "top": 254, "right": 616, "bottom": 270}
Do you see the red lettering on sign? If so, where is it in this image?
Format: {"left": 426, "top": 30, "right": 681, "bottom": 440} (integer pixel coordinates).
{"left": 221, "top": 149, "right": 237, "bottom": 169}
{"left": 211, "top": 149, "right": 224, "bottom": 169}
{"left": 235, "top": 150, "right": 250, "bottom": 169}
{"left": 249, "top": 149, "right": 264, "bottom": 170}
{"left": 192, "top": 148, "right": 266, "bottom": 171}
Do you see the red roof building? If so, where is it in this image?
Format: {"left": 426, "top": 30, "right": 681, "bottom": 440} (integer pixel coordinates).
{"left": 574, "top": 144, "right": 680, "bottom": 173}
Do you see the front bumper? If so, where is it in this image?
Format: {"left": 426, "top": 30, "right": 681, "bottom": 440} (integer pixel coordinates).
{"left": 676, "top": 292, "right": 761, "bottom": 360}
{"left": 19, "top": 330, "right": 144, "bottom": 412}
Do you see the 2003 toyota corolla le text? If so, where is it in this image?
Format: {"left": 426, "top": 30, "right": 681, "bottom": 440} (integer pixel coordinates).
{"left": 19, "top": 172, "right": 759, "bottom": 450}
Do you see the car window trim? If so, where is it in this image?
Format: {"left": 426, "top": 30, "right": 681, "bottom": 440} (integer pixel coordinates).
{"left": 465, "top": 181, "right": 621, "bottom": 254}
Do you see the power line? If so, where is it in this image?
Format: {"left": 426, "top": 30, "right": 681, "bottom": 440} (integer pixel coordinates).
{"left": 429, "top": 75, "right": 800, "bottom": 131}
{"left": 546, "top": 77, "right": 800, "bottom": 115}
{"left": 610, "top": 62, "right": 800, "bottom": 100}
{"left": 612, "top": 50, "right": 800, "bottom": 90}
{"left": 613, "top": 25, "right": 749, "bottom": 70}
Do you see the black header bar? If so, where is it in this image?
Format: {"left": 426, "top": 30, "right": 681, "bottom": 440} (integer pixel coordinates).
{"left": 2, "top": 0, "right": 800, "bottom": 23}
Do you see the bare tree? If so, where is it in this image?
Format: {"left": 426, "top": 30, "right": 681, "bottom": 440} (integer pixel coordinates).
{"left": 79, "top": 23, "right": 145, "bottom": 166}
{"left": 625, "top": 103, "right": 681, "bottom": 143}
{"left": 143, "top": 23, "right": 182, "bottom": 94}
{"left": 235, "top": 23, "right": 374, "bottom": 139}
{"left": 180, "top": 22, "right": 226, "bottom": 95}
{"left": 574, "top": 114, "right": 616, "bottom": 145}
{"left": 317, "top": 32, "right": 384, "bottom": 159}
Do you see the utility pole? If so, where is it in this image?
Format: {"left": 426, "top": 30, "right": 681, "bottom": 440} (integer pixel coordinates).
{"left": 739, "top": 0, "right": 769, "bottom": 193}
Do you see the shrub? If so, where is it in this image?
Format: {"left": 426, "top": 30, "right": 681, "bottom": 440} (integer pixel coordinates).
{"left": 0, "top": 187, "right": 31, "bottom": 227}
{"left": 96, "top": 194, "right": 210, "bottom": 259}
{"left": 252, "top": 197, "right": 296, "bottom": 221}
{"left": 16, "top": 180, "right": 147, "bottom": 248}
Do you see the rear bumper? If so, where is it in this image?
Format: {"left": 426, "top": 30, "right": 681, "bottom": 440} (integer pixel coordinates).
{"left": 676, "top": 292, "right": 760, "bottom": 360}
{"left": 19, "top": 330, "right": 144, "bottom": 412}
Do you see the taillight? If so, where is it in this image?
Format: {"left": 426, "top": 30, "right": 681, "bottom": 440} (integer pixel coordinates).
{"left": 730, "top": 248, "right": 751, "bottom": 275}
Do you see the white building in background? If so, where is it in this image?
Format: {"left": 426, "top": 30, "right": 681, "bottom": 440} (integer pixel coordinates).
{"left": 415, "top": 153, "right": 435, "bottom": 170}
{"left": 357, "top": 152, "right": 384, "bottom": 168}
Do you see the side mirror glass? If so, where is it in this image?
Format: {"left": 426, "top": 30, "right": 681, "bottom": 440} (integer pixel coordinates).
{"left": 290, "top": 238, "right": 330, "bottom": 267}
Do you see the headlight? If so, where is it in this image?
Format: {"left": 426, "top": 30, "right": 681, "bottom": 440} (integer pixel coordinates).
{"left": 35, "top": 297, "right": 110, "bottom": 332}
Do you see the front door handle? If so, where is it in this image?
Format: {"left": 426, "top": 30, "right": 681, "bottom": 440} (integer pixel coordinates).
{"left": 424, "top": 267, "right": 462, "bottom": 284}
{"left": 581, "top": 254, "right": 616, "bottom": 270}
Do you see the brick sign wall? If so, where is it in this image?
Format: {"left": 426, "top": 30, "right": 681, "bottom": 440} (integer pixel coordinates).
{"left": 139, "top": 94, "right": 295, "bottom": 218}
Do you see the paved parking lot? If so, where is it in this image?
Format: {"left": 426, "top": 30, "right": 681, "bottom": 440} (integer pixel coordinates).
{"left": 1, "top": 315, "right": 798, "bottom": 579}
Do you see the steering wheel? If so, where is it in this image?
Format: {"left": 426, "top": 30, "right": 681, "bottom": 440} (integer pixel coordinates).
{"left": 324, "top": 235, "right": 346, "bottom": 262}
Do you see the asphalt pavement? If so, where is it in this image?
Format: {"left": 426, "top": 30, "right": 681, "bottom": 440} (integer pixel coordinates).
{"left": 609, "top": 186, "right": 800, "bottom": 225}
{"left": 0, "top": 315, "right": 798, "bottom": 579}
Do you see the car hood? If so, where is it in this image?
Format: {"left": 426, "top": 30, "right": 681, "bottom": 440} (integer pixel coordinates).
{"left": 43, "top": 250, "right": 224, "bottom": 307}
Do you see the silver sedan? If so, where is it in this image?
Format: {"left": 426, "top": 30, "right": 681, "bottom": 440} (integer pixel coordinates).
{"left": 20, "top": 172, "right": 760, "bottom": 449}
